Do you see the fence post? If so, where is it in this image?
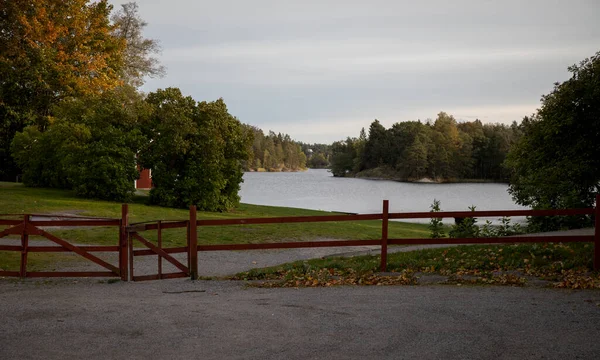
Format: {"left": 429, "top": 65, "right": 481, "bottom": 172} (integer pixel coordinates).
{"left": 157, "top": 220, "right": 162, "bottom": 279}
{"left": 20, "top": 214, "right": 29, "bottom": 278}
{"left": 381, "top": 200, "right": 389, "bottom": 272}
{"left": 595, "top": 194, "right": 600, "bottom": 271}
{"left": 189, "top": 205, "right": 198, "bottom": 280}
{"left": 119, "top": 204, "right": 129, "bottom": 281}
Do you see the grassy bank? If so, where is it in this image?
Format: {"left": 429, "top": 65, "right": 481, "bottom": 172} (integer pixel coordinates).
{"left": 0, "top": 182, "right": 429, "bottom": 271}
{"left": 235, "top": 242, "right": 599, "bottom": 289}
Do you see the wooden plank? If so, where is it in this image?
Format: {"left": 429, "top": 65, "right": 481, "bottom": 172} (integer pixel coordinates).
{"left": 27, "top": 246, "right": 119, "bottom": 252}
{"left": 197, "top": 213, "right": 382, "bottom": 226}
{"left": 131, "top": 233, "right": 189, "bottom": 273}
{"left": 1, "top": 223, "right": 25, "bottom": 236}
{"left": 30, "top": 219, "right": 120, "bottom": 227}
{"left": 388, "top": 208, "right": 593, "bottom": 220}
{"left": 24, "top": 223, "right": 44, "bottom": 236}
{"left": 27, "top": 213, "right": 116, "bottom": 219}
{"left": 142, "top": 221, "right": 188, "bottom": 230}
{"left": 189, "top": 206, "right": 197, "bottom": 280}
{"left": 133, "top": 272, "right": 188, "bottom": 281}
{"left": 0, "top": 220, "right": 21, "bottom": 226}
{"left": 198, "top": 239, "right": 381, "bottom": 251}
{"left": 39, "top": 230, "right": 119, "bottom": 273}
{"left": 127, "top": 224, "right": 149, "bottom": 232}
{"left": 0, "top": 271, "right": 20, "bottom": 277}
{"left": 158, "top": 221, "right": 162, "bottom": 279}
{"left": 133, "top": 274, "right": 160, "bottom": 281}
{"left": 26, "top": 271, "right": 117, "bottom": 278}
{"left": 132, "top": 247, "right": 188, "bottom": 256}
{"left": 381, "top": 200, "right": 389, "bottom": 272}
{"left": 20, "top": 215, "right": 29, "bottom": 278}
{"left": 388, "top": 235, "right": 594, "bottom": 245}
{"left": 129, "top": 230, "right": 135, "bottom": 282}
{"left": 160, "top": 272, "right": 188, "bottom": 280}
{"left": 120, "top": 204, "right": 129, "bottom": 281}
{"left": 0, "top": 245, "right": 22, "bottom": 251}
{"left": 594, "top": 194, "right": 600, "bottom": 270}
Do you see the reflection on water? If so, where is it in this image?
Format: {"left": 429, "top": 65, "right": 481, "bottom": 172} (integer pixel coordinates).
{"left": 240, "top": 169, "right": 527, "bottom": 219}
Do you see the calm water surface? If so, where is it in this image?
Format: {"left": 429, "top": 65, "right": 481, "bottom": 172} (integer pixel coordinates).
{"left": 240, "top": 169, "right": 527, "bottom": 216}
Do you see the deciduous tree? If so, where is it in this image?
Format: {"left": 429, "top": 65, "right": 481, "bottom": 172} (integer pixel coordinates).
{"left": 140, "top": 88, "right": 251, "bottom": 210}
{"left": 506, "top": 51, "right": 600, "bottom": 230}
{"left": 1, "top": 0, "right": 125, "bottom": 180}
{"left": 111, "top": 2, "right": 165, "bottom": 87}
{"left": 11, "top": 86, "right": 149, "bottom": 201}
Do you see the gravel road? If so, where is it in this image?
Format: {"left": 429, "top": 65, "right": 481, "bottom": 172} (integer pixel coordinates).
{"left": 1, "top": 279, "right": 599, "bottom": 359}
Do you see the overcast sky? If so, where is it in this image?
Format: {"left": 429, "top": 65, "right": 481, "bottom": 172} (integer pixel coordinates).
{"left": 110, "top": 0, "right": 600, "bottom": 144}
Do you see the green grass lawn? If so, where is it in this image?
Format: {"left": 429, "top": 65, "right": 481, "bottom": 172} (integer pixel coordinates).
{"left": 0, "top": 182, "right": 429, "bottom": 272}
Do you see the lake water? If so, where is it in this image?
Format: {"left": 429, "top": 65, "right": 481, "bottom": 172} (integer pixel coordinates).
{"left": 240, "top": 169, "right": 527, "bottom": 218}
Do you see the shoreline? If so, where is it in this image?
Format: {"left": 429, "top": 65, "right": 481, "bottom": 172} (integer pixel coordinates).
{"left": 351, "top": 175, "right": 508, "bottom": 185}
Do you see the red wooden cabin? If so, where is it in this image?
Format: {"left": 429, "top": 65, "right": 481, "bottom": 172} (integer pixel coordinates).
{"left": 135, "top": 168, "right": 152, "bottom": 189}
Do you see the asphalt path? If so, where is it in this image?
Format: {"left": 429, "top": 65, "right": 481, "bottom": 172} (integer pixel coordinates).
{"left": 1, "top": 279, "right": 599, "bottom": 359}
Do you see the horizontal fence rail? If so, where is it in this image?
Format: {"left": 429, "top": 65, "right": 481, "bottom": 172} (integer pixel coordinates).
{"left": 198, "top": 239, "right": 383, "bottom": 252}
{"left": 388, "top": 208, "right": 594, "bottom": 220}
{"left": 197, "top": 213, "right": 383, "bottom": 226}
{"left": 1, "top": 195, "right": 599, "bottom": 280}
{"left": 388, "top": 235, "right": 595, "bottom": 245}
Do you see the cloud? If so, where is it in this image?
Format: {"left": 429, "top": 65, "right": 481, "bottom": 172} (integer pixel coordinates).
{"left": 116, "top": 0, "right": 600, "bottom": 142}
{"left": 163, "top": 41, "right": 593, "bottom": 81}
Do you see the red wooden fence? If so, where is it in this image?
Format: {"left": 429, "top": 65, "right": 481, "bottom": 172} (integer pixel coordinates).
{"left": 127, "top": 219, "right": 190, "bottom": 281}
{"left": 0, "top": 212, "right": 127, "bottom": 279}
{"left": 1, "top": 195, "right": 599, "bottom": 280}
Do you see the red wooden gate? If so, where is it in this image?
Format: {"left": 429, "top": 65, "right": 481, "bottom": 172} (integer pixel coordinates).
{"left": 127, "top": 218, "right": 191, "bottom": 281}
{"left": 0, "top": 213, "right": 126, "bottom": 279}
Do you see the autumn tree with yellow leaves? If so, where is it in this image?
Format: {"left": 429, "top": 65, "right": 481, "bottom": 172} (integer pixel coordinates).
{"left": 1, "top": 0, "right": 126, "bottom": 180}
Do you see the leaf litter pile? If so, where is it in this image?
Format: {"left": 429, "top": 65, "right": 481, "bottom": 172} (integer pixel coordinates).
{"left": 233, "top": 242, "right": 600, "bottom": 289}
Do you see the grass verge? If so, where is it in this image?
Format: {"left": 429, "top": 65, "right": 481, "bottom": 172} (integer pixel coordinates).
{"left": 233, "top": 242, "right": 600, "bottom": 290}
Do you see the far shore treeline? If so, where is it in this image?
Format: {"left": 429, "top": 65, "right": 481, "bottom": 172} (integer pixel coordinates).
{"left": 243, "top": 127, "right": 330, "bottom": 172}
{"left": 1, "top": 1, "right": 598, "bottom": 231}
{"left": 329, "top": 113, "right": 521, "bottom": 182}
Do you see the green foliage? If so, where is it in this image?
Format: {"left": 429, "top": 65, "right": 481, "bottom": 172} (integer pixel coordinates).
{"left": 480, "top": 217, "right": 524, "bottom": 238}
{"left": 307, "top": 152, "right": 329, "bottom": 168}
{"left": 10, "top": 125, "right": 71, "bottom": 189}
{"left": 330, "top": 113, "right": 521, "bottom": 181}
{"left": 362, "top": 120, "right": 390, "bottom": 169}
{"left": 140, "top": 88, "right": 251, "bottom": 210}
{"left": 244, "top": 127, "right": 307, "bottom": 171}
{"left": 299, "top": 142, "right": 331, "bottom": 169}
{"left": 506, "top": 51, "right": 600, "bottom": 230}
{"left": 427, "top": 202, "right": 524, "bottom": 239}
{"left": 329, "top": 138, "right": 357, "bottom": 176}
{"left": 428, "top": 199, "right": 446, "bottom": 238}
{"left": 0, "top": 0, "right": 127, "bottom": 181}
{"left": 11, "top": 87, "right": 149, "bottom": 201}
{"left": 448, "top": 206, "right": 480, "bottom": 238}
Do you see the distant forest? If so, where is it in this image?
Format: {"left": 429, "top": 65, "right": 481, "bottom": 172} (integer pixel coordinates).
{"left": 329, "top": 112, "right": 523, "bottom": 182}
{"left": 243, "top": 126, "right": 331, "bottom": 171}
